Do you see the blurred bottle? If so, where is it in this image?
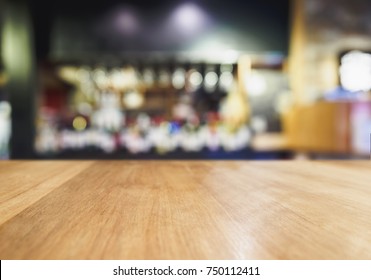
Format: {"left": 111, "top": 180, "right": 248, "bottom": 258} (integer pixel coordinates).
{"left": 220, "top": 82, "right": 250, "bottom": 131}
{"left": 0, "top": 102, "right": 11, "bottom": 158}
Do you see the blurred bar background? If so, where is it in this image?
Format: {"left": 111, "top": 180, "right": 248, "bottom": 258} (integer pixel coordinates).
{"left": 0, "top": 0, "right": 370, "bottom": 160}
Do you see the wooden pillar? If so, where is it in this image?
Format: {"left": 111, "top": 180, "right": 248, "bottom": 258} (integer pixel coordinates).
{"left": 288, "top": 0, "right": 306, "bottom": 104}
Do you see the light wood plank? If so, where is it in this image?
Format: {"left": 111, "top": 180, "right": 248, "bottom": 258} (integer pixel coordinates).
{"left": 0, "top": 161, "right": 370, "bottom": 259}
{"left": 0, "top": 161, "right": 94, "bottom": 224}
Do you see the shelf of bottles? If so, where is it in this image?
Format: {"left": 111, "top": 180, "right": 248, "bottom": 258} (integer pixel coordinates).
{"left": 35, "top": 59, "right": 252, "bottom": 156}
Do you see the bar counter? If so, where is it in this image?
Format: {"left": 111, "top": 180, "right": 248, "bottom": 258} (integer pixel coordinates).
{"left": 0, "top": 161, "right": 370, "bottom": 259}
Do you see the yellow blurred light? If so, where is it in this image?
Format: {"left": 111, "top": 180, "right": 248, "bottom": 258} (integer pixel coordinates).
{"left": 58, "top": 66, "right": 78, "bottom": 84}
{"left": 123, "top": 91, "right": 144, "bottom": 109}
{"left": 73, "top": 116, "right": 87, "bottom": 131}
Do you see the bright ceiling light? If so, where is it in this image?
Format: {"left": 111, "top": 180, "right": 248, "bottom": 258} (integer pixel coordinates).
{"left": 172, "top": 3, "right": 206, "bottom": 34}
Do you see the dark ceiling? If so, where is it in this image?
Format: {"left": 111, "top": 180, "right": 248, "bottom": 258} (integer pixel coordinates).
{"left": 20, "top": 0, "right": 290, "bottom": 60}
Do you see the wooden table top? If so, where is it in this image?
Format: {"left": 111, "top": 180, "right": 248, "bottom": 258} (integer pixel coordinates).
{"left": 0, "top": 161, "right": 370, "bottom": 260}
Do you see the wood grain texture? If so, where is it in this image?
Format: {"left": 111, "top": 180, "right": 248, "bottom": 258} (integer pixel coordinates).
{"left": 0, "top": 161, "right": 370, "bottom": 260}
